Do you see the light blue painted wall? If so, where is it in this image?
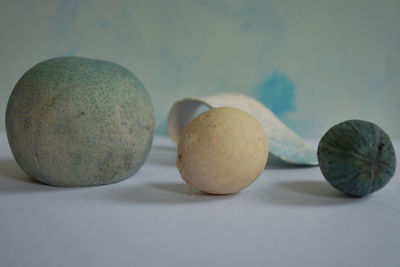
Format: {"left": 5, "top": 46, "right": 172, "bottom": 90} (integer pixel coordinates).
{"left": 1, "top": 0, "right": 399, "bottom": 138}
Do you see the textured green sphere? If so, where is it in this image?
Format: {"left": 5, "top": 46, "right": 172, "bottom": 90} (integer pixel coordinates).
{"left": 6, "top": 56, "right": 155, "bottom": 187}
{"left": 318, "top": 120, "right": 396, "bottom": 197}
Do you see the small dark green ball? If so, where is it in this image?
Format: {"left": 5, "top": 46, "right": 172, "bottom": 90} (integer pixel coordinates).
{"left": 6, "top": 57, "right": 155, "bottom": 187}
{"left": 318, "top": 120, "right": 396, "bottom": 197}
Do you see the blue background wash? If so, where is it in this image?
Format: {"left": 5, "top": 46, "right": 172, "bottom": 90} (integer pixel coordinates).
{"left": 1, "top": 0, "right": 399, "bottom": 138}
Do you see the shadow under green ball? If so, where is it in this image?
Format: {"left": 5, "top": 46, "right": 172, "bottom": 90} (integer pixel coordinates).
{"left": 6, "top": 56, "right": 155, "bottom": 187}
{"left": 318, "top": 120, "right": 396, "bottom": 197}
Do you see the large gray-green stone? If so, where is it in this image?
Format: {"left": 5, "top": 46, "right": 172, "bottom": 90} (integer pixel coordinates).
{"left": 6, "top": 56, "right": 154, "bottom": 186}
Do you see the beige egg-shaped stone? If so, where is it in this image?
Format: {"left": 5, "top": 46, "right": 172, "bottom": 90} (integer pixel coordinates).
{"left": 177, "top": 107, "right": 268, "bottom": 194}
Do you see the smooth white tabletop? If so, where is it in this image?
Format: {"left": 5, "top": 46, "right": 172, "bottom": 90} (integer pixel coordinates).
{"left": 0, "top": 133, "right": 399, "bottom": 267}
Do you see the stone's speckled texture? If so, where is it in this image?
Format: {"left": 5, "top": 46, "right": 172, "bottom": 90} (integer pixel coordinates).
{"left": 318, "top": 120, "right": 396, "bottom": 197}
{"left": 6, "top": 56, "right": 155, "bottom": 187}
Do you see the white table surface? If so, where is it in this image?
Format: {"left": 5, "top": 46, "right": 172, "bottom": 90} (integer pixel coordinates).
{"left": 0, "top": 133, "right": 399, "bottom": 267}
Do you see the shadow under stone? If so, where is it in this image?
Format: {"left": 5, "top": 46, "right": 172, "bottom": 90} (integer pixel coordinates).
{"left": 263, "top": 180, "right": 368, "bottom": 206}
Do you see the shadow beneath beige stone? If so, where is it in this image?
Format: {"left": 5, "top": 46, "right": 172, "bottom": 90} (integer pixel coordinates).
{"left": 102, "top": 181, "right": 235, "bottom": 204}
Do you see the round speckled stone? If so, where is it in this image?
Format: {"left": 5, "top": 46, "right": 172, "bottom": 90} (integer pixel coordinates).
{"left": 6, "top": 56, "right": 154, "bottom": 187}
{"left": 318, "top": 120, "right": 396, "bottom": 197}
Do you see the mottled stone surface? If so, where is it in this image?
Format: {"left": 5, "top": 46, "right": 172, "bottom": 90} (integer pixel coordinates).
{"left": 6, "top": 56, "right": 154, "bottom": 186}
{"left": 318, "top": 120, "right": 396, "bottom": 197}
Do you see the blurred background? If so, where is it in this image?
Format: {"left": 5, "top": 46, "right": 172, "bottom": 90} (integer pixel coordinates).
{"left": 1, "top": 0, "right": 399, "bottom": 138}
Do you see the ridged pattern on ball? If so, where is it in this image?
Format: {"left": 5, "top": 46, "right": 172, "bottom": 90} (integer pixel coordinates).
{"left": 318, "top": 120, "right": 396, "bottom": 196}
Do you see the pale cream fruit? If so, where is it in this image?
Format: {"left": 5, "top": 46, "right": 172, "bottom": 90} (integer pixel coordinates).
{"left": 177, "top": 107, "right": 268, "bottom": 194}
